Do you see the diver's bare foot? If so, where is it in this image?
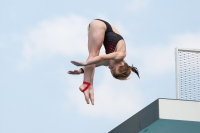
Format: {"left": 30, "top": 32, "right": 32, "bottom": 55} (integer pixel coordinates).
{"left": 79, "top": 84, "right": 94, "bottom": 105}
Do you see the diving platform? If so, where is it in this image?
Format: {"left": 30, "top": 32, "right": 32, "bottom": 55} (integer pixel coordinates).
{"left": 109, "top": 99, "right": 200, "bottom": 133}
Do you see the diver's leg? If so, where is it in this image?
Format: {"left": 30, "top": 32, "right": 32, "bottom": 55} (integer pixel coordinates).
{"left": 79, "top": 20, "right": 105, "bottom": 105}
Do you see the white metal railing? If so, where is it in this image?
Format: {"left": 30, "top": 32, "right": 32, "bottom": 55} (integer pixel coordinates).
{"left": 175, "top": 48, "right": 200, "bottom": 101}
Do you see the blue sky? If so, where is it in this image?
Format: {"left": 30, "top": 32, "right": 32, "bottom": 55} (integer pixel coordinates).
{"left": 1, "top": 0, "right": 200, "bottom": 133}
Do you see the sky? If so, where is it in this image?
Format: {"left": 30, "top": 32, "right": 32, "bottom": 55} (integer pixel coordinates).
{"left": 1, "top": 0, "right": 200, "bottom": 133}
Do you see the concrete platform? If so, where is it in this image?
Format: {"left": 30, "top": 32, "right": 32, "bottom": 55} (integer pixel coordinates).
{"left": 109, "top": 99, "right": 200, "bottom": 133}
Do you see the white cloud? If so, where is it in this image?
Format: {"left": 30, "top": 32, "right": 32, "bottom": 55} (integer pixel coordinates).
{"left": 18, "top": 15, "right": 131, "bottom": 69}
{"left": 18, "top": 15, "right": 90, "bottom": 69}
{"left": 65, "top": 69, "right": 143, "bottom": 121}
{"left": 114, "top": 22, "right": 130, "bottom": 37}
{"left": 126, "top": 32, "right": 200, "bottom": 78}
{"left": 128, "top": 0, "right": 150, "bottom": 11}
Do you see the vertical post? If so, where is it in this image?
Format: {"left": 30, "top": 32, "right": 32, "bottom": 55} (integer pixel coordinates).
{"left": 175, "top": 48, "right": 179, "bottom": 99}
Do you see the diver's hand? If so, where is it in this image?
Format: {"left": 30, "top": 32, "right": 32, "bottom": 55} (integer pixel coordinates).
{"left": 68, "top": 69, "right": 83, "bottom": 75}
{"left": 71, "top": 61, "right": 86, "bottom": 66}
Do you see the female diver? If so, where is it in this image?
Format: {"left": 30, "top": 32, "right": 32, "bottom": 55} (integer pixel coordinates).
{"left": 68, "top": 19, "right": 139, "bottom": 105}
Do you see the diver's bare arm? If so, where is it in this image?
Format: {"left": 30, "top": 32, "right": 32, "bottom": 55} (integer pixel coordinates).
{"left": 68, "top": 60, "right": 108, "bottom": 75}
{"left": 71, "top": 52, "right": 125, "bottom": 66}
{"left": 82, "top": 60, "right": 108, "bottom": 72}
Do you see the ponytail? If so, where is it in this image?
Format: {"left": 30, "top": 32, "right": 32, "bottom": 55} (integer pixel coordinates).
{"left": 129, "top": 65, "right": 140, "bottom": 78}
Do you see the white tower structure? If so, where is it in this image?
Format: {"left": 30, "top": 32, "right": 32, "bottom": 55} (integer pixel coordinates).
{"left": 175, "top": 48, "right": 200, "bottom": 101}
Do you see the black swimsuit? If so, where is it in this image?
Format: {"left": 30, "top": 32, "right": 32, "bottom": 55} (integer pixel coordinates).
{"left": 95, "top": 19, "right": 124, "bottom": 54}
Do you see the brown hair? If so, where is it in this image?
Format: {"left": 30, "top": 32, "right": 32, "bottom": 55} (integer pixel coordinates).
{"left": 111, "top": 61, "right": 140, "bottom": 80}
